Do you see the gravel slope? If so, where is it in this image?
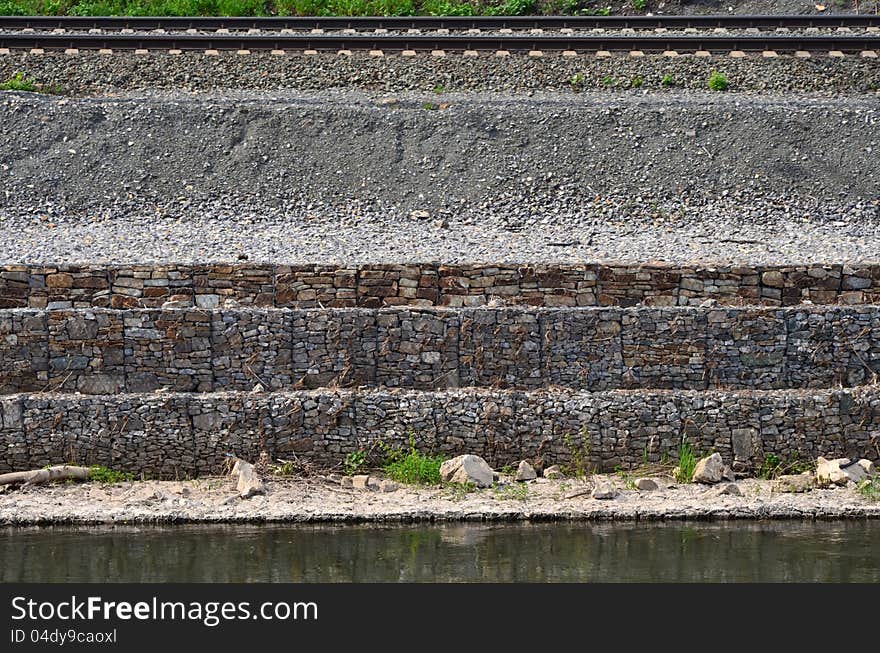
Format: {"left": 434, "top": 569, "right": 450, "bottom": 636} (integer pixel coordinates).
{"left": 0, "top": 52, "right": 878, "bottom": 96}
{"left": 1, "top": 89, "right": 879, "bottom": 264}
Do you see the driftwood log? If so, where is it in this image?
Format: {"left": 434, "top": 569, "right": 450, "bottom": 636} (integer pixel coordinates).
{"left": 0, "top": 465, "right": 91, "bottom": 487}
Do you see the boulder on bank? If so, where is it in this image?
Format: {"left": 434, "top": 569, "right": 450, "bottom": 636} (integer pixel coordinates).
{"left": 591, "top": 481, "right": 617, "bottom": 500}
{"left": 816, "top": 457, "right": 873, "bottom": 487}
{"left": 515, "top": 461, "right": 537, "bottom": 482}
{"left": 635, "top": 478, "right": 659, "bottom": 491}
{"left": 543, "top": 465, "right": 564, "bottom": 479}
{"left": 774, "top": 471, "right": 815, "bottom": 493}
{"left": 692, "top": 453, "right": 724, "bottom": 484}
{"left": 231, "top": 458, "right": 265, "bottom": 499}
{"left": 440, "top": 454, "right": 494, "bottom": 488}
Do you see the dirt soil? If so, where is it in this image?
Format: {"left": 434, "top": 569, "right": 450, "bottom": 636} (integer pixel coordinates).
{"left": 0, "top": 473, "right": 877, "bottom": 524}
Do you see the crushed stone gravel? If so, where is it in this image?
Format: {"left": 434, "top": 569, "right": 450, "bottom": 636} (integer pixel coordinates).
{"left": 1, "top": 89, "right": 879, "bottom": 265}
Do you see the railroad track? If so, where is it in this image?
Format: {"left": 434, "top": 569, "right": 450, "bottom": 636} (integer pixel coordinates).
{"left": 1, "top": 15, "right": 880, "bottom": 53}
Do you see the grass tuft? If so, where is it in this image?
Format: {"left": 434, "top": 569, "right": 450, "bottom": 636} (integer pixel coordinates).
{"left": 382, "top": 435, "right": 444, "bottom": 485}
{"left": 89, "top": 465, "right": 135, "bottom": 483}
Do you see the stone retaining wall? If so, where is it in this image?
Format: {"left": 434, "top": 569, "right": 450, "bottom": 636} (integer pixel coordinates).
{"left": 3, "top": 306, "right": 880, "bottom": 394}
{"left": 1, "top": 388, "right": 877, "bottom": 476}
{"left": 2, "top": 263, "right": 878, "bottom": 309}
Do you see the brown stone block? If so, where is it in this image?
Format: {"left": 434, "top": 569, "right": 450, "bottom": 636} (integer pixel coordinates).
{"left": 46, "top": 273, "right": 73, "bottom": 288}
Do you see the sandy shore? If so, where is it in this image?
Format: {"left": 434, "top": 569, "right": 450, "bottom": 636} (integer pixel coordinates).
{"left": 1, "top": 473, "right": 878, "bottom": 525}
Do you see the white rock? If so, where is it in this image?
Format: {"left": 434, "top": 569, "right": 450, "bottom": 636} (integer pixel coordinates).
{"left": 635, "top": 478, "right": 659, "bottom": 491}
{"left": 816, "top": 457, "right": 867, "bottom": 487}
{"left": 857, "top": 459, "right": 876, "bottom": 476}
{"left": 351, "top": 474, "right": 371, "bottom": 489}
{"left": 515, "top": 460, "right": 537, "bottom": 481}
{"left": 692, "top": 453, "right": 724, "bottom": 484}
{"left": 231, "top": 458, "right": 265, "bottom": 499}
{"left": 440, "top": 454, "right": 494, "bottom": 488}
{"left": 591, "top": 482, "right": 617, "bottom": 500}
{"left": 543, "top": 464, "right": 564, "bottom": 479}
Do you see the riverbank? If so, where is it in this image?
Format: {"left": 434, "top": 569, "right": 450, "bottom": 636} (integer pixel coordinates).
{"left": 1, "top": 473, "right": 878, "bottom": 524}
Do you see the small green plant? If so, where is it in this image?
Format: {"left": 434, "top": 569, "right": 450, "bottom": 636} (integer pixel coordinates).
{"left": 422, "top": 102, "right": 440, "bottom": 110}
{"left": 708, "top": 70, "right": 729, "bottom": 91}
{"left": 673, "top": 440, "right": 698, "bottom": 483}
{"left": 630, "top": 75, "right": 644, "bottom": 89}
{"left": 89, "top": 465, "right": 135, "bottom": 484}
{"left": 563, "top": 427, "right": 595, "bottom": 478}
{"left": 758, "top": 453, "right": 781, "bottom": 480}
{"left": 601, "top": 75, "right": 616, "bottom": 88}
{"left": 857, "top": 478, "right": 880, "bottom": 501}
{"left": 444, "top": 481, "right": 477, "bottom": 499}
{"left": 274, "top": 460, "right": 298, "bottom": 476}
{"left": 661, "top": 74, "right": 675, "bottom": 88}
{"left": 343, "top": 450, "right": 367, "bottom": 476}
{"left": 569, "top": 72, "right": 585, "bottom": 91}
{"left": 499, "top": 463, "right": 516, "bottom": 476}
{"left": 432, "top": 84, "right": 446, "bottom": 94}
{"left": 493, "top": 481, "right": 528, "bottom": 501}
{"left": 382, "top": 435, "right": 444, "bottom": 485}
{"left": 580, "top": 5, "right": 611, "bottom": 15}
{"left": 615, "top": 468, "right": 639, "bottom": 491}
{"left": 632, "top": 0, "right": 646, "bottom": 10}
{"left": 0, "top": 72, "right": 37, "bottom": 92}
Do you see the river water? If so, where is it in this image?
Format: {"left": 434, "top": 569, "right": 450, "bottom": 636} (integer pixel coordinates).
{"left": 2, "top": 521, "right": 878, "bottom": 582}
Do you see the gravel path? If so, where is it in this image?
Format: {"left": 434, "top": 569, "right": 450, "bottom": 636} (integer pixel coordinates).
{"left": 1, "top": 89, "right": 879, "bottom": 264}
{"left": 0, "top": 474, "right": 877, "bottom": 524}
{"left": 0, "top": 51, "right": 878, "bottom": 96}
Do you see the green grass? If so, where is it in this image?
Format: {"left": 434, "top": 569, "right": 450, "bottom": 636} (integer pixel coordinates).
{"left": 672, "top": 440, "right": 698, "bottom": 484}
{"left": 758, "top": 453, "right": 815, "bottom": 480}
{"left": 708, "top": 70, "right": 729, "bottom": 91}
{"left": 0, "top": 72, "right": 37, "bottom": 92}
{"left": 89, "top": 465, "right": 135, "bottom": 483}
{"left": 660, "top": 73, "right": 675, "bottom": 88}
{"left": 0, "top": 0, "right": 569, "bottom": 16}
{"left": 857, "top": 477, "right": 880, "bottom": 501}
{"left": 343, "top": 450, "right": 367, "bottom": 476}
{"left": 382, "top": 436, "right": 444, "bottom": 485}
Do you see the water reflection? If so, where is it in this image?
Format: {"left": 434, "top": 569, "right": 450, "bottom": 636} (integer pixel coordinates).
{"left": 1, "top": 521, "right": 878, "bottom": 583}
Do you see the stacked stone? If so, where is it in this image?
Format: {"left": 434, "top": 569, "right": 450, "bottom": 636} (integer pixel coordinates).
{"left": 123, "top": 310, "right": 213, "bottom": 392}
{"left": 3, "top": 305, "right": 880, "bottom": 394}
{"left": 358, "top": 265, "right": 438, "bottom": 307}
{"left": 376, "top": 309, "right": 459, "bottom": 389}
{"left": 4, "top": 262, "right": 880, "bottom": 308}
{"left": 519, "top": 264, "right": 597, "bottom": 307}
{"left": 212, "top": 310, "right": 292, "bottom": 391}
{"left": 0, "top": 397, "right": 26, "bottom": 472}
{"left": 110, "top": 266, "right": 194, "bottom": 309}
{"left": 30, "top": 266, "right": 111, "bottom": 309}
{"left": 276, "top": 265, "right": 357, "bottom": 308}
{"left": 291, "top": 310, "right": 378, "bottom": 388}
{"left": 620, "top": 309, "right": 706, "bottom": 389}
{"left": 193, "top": 264, "right": 275, "bottom": 308}
{"left": 0, "top": 267, "right": 29, "bottom": 309}
{"left": 47, "top": 310, "right": 125, "bottom": 394}
{"left": 542, "top": 308, "right": 622, "bottom": 390}
{"left": 459, "top": 308, "right": 542, "bottom": 389}
{"left": 0, "top": 310, "right": 47, "bottom": 393}
{"left": 3, "top": 387, "right": 878, "bottom": 477}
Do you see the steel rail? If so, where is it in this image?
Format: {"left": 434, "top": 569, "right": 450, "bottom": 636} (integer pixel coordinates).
{"left": 1, "top": 33, "right": 879, "bottom": 51}
{"left": 1, "top": 14, "right": 880, "bottom": 31}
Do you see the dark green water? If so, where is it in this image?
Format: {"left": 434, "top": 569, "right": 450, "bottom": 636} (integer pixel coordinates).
{"left": 2, "top": 521, "right": 879, "bottom": 582}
